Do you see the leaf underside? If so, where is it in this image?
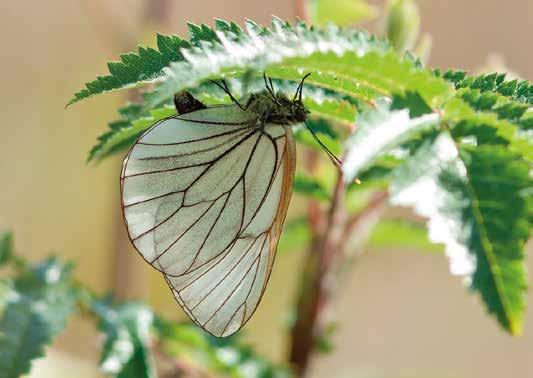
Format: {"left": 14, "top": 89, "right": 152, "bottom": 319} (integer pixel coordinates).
{"left": 391, "top": 134, "right": 531, "bottom": 334}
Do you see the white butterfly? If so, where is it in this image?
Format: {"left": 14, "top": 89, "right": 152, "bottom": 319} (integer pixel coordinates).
{"left": 120, "top": 75, "right": 317, "bottom": 337}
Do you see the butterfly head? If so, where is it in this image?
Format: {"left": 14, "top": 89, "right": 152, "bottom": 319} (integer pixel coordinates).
{"left": 250, "top": 73, "right": 311, "bottom": 125}
{"left": 270, "top": 91, "right": 309, "bottom": 123}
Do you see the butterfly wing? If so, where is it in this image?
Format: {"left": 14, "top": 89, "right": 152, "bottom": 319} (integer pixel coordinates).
{"left": 121, "top": 105, "right": 296, "bottom": 336}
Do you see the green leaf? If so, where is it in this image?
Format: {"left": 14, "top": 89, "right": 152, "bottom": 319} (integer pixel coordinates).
{"left": 309, "top": 0, "right": 378, "bottom": 26}
{"left": 68, "top": 34, "right": 190, "bottom": 106}
{"left": 93, "top": 301, "right": 156, "bottom": 378}
{"left": 342, "top": 99, "right": 440, "bottom": 182}
{"left": 143, "top": 19, "right": 451, "bottom": 111}
{"left": 293, "top": 120, "right": 342, "bottom": 156}
{"left": 0, "top": 232, "right": 13, "bottom": 266}
{"left": 443, "top": 95, "right": 533, "bottom": 162}
{"left": 0, "top": 297, "right": 52, "bottom": 378}
{"left": 214, "top": 19, "right": 245, "bottom": 37}
{"left": 390, "top": 133, "right": 531, "bottom": 334}
{"left": 188, "top": 22, "right": 220, "bottom": 46}
{"left": 194, "top": 78, "right": 358, "bottom": 127}
{"left": 278, "top": 217, "right": 311, "bottom": 254}
{"left": 368, "top": 219, "right": 443, "bottom": 252}
{"left": 314, "top": 322, "right": 338, "bottom": 354}
{"left": 439, "top": 70, "right": 533, "bottom": 105}
{"left": 88, "top": 79, "right": 355, "bottom": 161}
{"left": 76, "top": 19, "right": 452, "bottom": 161}
{"left": 349, "top": 155, "right": 401, "bottom": 191}
{"left": 12, "top": 257, "right": 77, "bottom": 335}
{"left": 0, "top": 257, "right": 77, "bottom": 378}
{"left": 88, "top": 104, "right": 176, "bottom": 161}
{"left": 391, "top": 90, "right": 433, "bottom": 117}
{"left": 154, "top": 318, "right": 292, "bottom": 377}
{"left": 294, "top": 172, "right": 330, "bottom": 201}
{"left": 456, "top": 88, "right": 530, "bottom": 128}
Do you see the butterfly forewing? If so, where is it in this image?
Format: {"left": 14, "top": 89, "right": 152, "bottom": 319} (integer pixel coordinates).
{"left": 120, "top": 104, "right": 296, "bottom": 337}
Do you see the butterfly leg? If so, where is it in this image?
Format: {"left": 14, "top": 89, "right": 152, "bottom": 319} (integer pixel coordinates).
{"left": 210, "top": 79, "right": 247, "bottom": 111}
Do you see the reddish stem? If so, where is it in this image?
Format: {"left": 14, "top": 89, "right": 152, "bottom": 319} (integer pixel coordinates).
{"left": 289, "top": 176, "right": 389, "bottom": 376}
{"left": 289, "top": 172, "right": 346, "bottom": 376}
{"left": 295, "top": 0, "right": 309, "bottom": 20}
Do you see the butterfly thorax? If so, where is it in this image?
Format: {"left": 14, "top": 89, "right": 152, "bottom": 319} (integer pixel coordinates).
{"left": 245, "top": 91, "right": 308, "bottom": 126}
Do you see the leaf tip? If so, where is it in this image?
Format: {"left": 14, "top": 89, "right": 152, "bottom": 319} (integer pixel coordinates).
{"left": 508, "top": 318, "right": 523, "bottom": 336}
{"left": 65, "top": 98, "right": 77, "bottom": 108}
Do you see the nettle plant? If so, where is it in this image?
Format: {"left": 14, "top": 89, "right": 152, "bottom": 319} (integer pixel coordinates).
{"left": 1, "top": 6, "right": 532, "bottom": 378}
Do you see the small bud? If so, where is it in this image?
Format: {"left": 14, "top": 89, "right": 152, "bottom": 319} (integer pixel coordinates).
{"left": 386, "top": 0, "right": 420, "bottom": 52}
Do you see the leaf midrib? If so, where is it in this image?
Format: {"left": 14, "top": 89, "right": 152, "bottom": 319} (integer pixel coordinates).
{"left": 446, "top": 129, "right": 519, "bottom": 334}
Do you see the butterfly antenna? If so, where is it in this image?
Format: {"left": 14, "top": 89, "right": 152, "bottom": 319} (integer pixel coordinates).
{"left": 269, "top": 77, "right": 275, "bottom": 92}
{"left": 263, "top": 73, "right": 281, "bottom": 104}
{"left": 304, "top": 120, "right": 342, "bottom": 168}
{"left": 293, "top": 81, "right": 303, "bottom": 102}
{"left": 293, "top": 73, "right": 311, "bottom": 102}
{"left": 263, "top": 72, "right": 270, "bottom": 91}
{"left": 210, "top": 79, "right": 246, "bottom": 111}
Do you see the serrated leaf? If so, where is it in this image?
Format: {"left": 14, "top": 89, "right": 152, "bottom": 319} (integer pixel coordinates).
{"left": 77, "top": 19, "right": 453, "bottom": 162}
{"left": 188, "top": 22, "right": 220, "bottom": 46}
{"left": 68, "top": 34, "right": 190, "bottom": 105}
{"left": 440, "top": 70, "right": 533, "bottom": 104}
{"left": 391, "top": 90, "right": 433, "bottom": 117}
{"left": 443, "top": 95, "right": 533, "bottom": 162}
{"left": 89, "top": 79, "right": 354, "bottom": 161}
{"left": 457, "top": 88, "right": 529, "bottom": 126}
{"left": 390, "top": 133, "right": 531, "bottom": 334}
{"left": 88, "top": 104, "right": 176, "bottom": 161}
{"left": 214, "top": 19, "right": 244, "bottom": 36}
{"left": 342, "top": 98, "right": 440, "bottom": 182}
{"left": 195, "top": 78, "right": 357, "bottom": 127}
{"left": 145, "top": 19, "right": 451, "bottom": 111}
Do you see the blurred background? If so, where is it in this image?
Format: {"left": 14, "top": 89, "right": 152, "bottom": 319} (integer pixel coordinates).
{"left": 0, "top": 0, "right": 532, "bottom": 377}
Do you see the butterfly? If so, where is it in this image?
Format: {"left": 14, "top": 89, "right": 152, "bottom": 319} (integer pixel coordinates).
{"left": 120, "top": 74, "right": 337, "bottom": 337}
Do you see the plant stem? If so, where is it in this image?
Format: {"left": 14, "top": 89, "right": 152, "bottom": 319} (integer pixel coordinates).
{"left": 289, "top": 172, "right": 346, "bottom": 376}
{"left": 289, "top": 174, "right": 388, "bottom": 376}
{"left": 295, "top": 0, "right": 309, "bottom": 20}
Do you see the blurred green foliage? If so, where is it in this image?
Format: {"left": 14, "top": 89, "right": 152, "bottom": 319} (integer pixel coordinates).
{"left": 0, "top": 231, "right": 291, "bottom": 378}
{"left": 308, "top": 0, "right": 377, "bottom": 26}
